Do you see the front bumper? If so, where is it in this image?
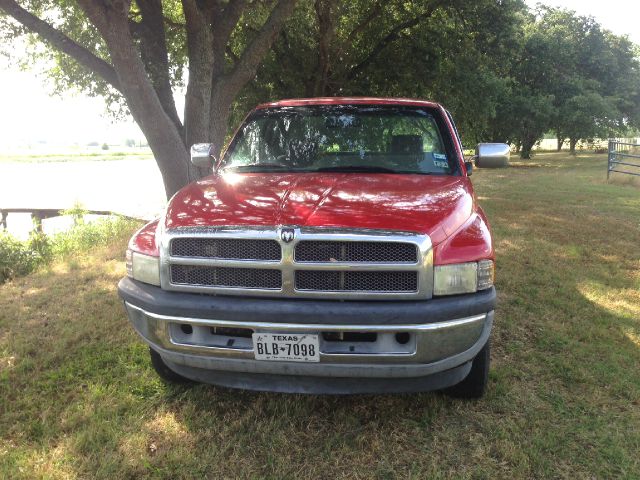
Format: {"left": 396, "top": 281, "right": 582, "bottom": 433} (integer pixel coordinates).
{"left": 118, "top": 277, "right": 495, "bottom": 394}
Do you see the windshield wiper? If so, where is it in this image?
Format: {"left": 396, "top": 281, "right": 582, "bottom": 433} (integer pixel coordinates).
{"left": 223, "top": 163, "right": 290, "bottom": 172}
{"left": 313, "top": 165, "right": 399, "bottom": 173}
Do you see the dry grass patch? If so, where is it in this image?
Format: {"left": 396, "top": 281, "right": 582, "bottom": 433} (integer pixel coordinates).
{"left": 608, "top": 169, "right": 640, "bottom": 188}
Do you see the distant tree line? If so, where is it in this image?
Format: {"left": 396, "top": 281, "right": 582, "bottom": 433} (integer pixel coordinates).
{"left": 1, "top": 0, "right": 639, "bottom": 197}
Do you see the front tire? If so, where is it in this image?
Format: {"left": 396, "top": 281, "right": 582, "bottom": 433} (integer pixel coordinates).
{"left": 149, "top": 348, "right": 193, "bottom": 384}
{"left": 444, "top": 340, "right": 490, "bottom": 399}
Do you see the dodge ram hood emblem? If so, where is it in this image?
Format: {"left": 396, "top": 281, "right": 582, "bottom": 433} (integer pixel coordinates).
{"left": 280, "top": 228, "right": 295, "bottom": 243}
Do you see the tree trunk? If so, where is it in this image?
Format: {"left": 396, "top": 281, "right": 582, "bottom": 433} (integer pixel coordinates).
{"left": 182, "top": 0, "right": 215, "bottom": 177}
{"left": 520, "top": 136, "right": 536, "bottom": 159}
{"left": 569, "top": 137, "right": 578, "bottom": 155}
{"left": 557, "top": 135, "right": 564, "bottom": 151}
{"left": 313, "top": 0, "right": 336, "bottom": 96}
{"left": 135, "top": 0, "right": 183, "bottom": 137}
{"left": 209, "top": 86, "right": 234, "bottom": 162}
{"left": 207, "top": 0, "right": 296, "bottom": 160}
{"left": 78, "top": 0, "right": 196, "bottom": 198}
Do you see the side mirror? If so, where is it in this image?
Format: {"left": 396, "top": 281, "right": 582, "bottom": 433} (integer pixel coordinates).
{"left": 475, "top": 143, "right": 510, "bottom": 168}
{"left": 190, "top": 143, "right": 214, "bottom": 168}
{"left": 464, "top": 161, "right": 473, "bottom": 176}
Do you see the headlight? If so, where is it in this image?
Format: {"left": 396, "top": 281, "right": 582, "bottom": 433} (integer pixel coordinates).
{"left": 433, "top": 260, "right": 494, "bottom": 296}
{"left": 126, "top": 249, "right": 160, "bottom": 286}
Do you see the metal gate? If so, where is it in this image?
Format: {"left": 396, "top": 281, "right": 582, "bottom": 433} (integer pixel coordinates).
{"left": 608, "top": 140, "right": 640, "bottom": 179}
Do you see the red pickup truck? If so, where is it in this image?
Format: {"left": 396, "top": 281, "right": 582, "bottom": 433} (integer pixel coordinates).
{"left": 118, "top": 97, "right": 509, "bottom": 398}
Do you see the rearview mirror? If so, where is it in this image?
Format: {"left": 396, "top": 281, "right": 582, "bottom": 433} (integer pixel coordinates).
{"left": 475, "top": 143, "right": 510, "bottom": 168}
{"left": 190, "top": 143, "right": 214, "bottom": 168}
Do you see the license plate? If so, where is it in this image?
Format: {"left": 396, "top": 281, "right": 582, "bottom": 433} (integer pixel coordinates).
{"left": 252, "top": 333, "right": 320, "bottom": 362}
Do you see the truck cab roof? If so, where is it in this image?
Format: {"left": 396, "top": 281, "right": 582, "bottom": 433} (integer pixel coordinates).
{"left": 256, "top": 97, "right": 443, "bottom": 110}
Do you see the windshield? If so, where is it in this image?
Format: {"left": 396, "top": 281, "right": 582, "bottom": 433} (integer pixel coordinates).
{"left": 222, "top": 105, "right": 457, "bottom": 175}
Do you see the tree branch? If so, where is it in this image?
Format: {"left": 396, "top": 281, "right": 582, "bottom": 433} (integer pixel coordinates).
{"left": 0, "top": 0, "right": 121, "bottom": 91}
{"left": 163, "top": 16, "right": 186, "bottom": 30}
{"left": 212, "top": 0, "right": 248, "bottom": 52}
{"left": 347, "top": 3, "right": 440, "bottom": 81}
{"left": 313, "top": 0, "right": 336, "bottom": 96}
{"left": 225, "top": 0, "right": 297, "bottom": 94}
{"left": 209, "top": 0, "right": 247, "bottom": 83}
{"left": 133, "top": 0, "right": 183, "bottom": 136}
{"left": 346, "top": 0, "right": 391, "bottom": 42}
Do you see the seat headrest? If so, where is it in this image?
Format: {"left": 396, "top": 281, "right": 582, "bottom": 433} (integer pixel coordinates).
{"left": 391, "top": 135, "right": 423, "bottom": 154}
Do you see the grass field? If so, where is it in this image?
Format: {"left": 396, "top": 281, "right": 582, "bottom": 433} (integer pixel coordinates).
{"left": 0, "top": 150, "right": 153, "bottom": 163}
{"left": 1, "top": 152, "right": 639, "bottom": 479}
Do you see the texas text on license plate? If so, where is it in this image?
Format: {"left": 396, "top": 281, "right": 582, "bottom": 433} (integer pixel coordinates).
{"left": 252, "top": 333, "right": 320, "bottom": 362}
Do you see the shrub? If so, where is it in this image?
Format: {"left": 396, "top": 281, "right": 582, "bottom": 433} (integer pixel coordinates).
{"left": 0, "top": 215, "right": 140, "bottom": 284}
{"left": 51, "top": 216, "right": 139, "bottom": 258}
{"left": 60, "top": 203, "right": 87, "bottom": 226}
{"left": 0, "top": 232, "right": 48, "bottom": 283}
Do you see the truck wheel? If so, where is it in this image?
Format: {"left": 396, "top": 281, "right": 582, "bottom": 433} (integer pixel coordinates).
{"left": 149, "top": 348, "right": 192, "bottom": 384}
{"left": 444, "top": 340, "right": 490, "bottom": 399}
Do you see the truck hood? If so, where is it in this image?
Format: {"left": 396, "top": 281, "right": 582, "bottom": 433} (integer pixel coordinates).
{"left": 164, "top": 173, "right": 474, "bottom": 244}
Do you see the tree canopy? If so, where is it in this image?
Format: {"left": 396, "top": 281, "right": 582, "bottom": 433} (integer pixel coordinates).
{"left": 1, "top": 0, "right": 639, "bottom": 196}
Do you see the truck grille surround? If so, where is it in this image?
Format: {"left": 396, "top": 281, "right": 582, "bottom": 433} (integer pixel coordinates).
{"left": 160, "top": 227, "right": 433, "bottom": 300}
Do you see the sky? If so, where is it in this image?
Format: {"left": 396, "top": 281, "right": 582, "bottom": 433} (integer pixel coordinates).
{"left": 525, "top": 0, "right": 640, "bottom": 44}
{"left": 0, "top": 0, "right": 638, "bottom": 151}
{"left": 0, "top": 64, "right": 146, "bottom": 151}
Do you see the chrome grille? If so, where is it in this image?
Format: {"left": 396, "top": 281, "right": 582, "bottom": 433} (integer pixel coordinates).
{"left": 171, "top": 265, "right": 281, "bottom": 289}
{"left": 296, "top": 271, "right": 418, "bottom": 292}
{"left": 171, "top": 238, "right": 280, "bottom": 260}
{"left": 295, "top": 241, "right": 417, "bottom": 263}
{"left": 161, "top": 227, "right": 433, "bottom": 300}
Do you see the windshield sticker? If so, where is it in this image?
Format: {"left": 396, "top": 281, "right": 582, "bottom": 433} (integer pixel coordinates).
{"left": 433, "top": 153, "right": 448, "bottom": 168}
{"left": 433, "top": 160, "right": 448, "bottom": 168}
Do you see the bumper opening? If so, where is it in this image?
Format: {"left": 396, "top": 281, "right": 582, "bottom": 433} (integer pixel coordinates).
{"left": 322, "top": 332, "right": 377, "bottom": 342}
{"left": 168, "top": 320, "right": 418, "bottom": 356}
{"left": 170, "top": 322, "right": 253, "bottom": 350}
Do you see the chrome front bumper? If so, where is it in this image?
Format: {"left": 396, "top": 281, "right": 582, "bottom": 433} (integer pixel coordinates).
{"left": 124, "top": 301, "right": 493, "bottom": 380}
{"left": 118, "top": 277, "right": 495, "bottom": 392}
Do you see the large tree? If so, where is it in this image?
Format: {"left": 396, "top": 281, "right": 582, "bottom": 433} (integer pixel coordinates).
{"left": 0, "top": 0, "right": 297, "bottom": 197}
{"left": 233, "top": 0, "right": 528, "bottom": 146}
{"left": 535, "top": 7, "right": 640, "bottom": 153}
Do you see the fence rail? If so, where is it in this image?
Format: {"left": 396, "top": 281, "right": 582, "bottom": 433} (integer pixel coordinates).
{"left": 608, "top": 140, "right": 640, "bottom": 179}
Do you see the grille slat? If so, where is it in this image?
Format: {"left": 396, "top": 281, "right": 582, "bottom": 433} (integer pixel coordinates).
{"left": 171, "top": 238, "right": 281, "bottom": 261}
{"left": 295, "top": 241, "right": 417, "bottom": 263}
{"left": 171, "top": 265, "right": 281, "bottom": 289}
{"left": 295, "top": 271, "right": 418, "bottom": 292}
